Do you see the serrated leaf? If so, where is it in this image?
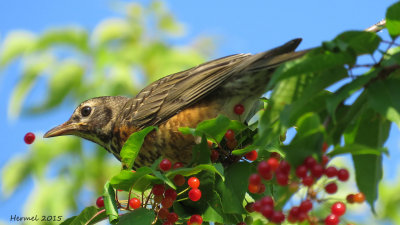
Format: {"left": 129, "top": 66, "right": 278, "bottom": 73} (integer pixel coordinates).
{"left": 334, "top": 31, "right": 381, "bottom": 54}
{"left": 103, "top": 181, "right": 119, "bottom": 224}
{"left": 328, "top": 144, "right": 388, "bottom": 157}
{"left": 120, "top": 126, "right": 156, "bottom": 170}
{"left": 116, "top": 208, "right": 155, "bottom": 225}
{"left": 386, "top": 2, "right": 400, "bottom": 38}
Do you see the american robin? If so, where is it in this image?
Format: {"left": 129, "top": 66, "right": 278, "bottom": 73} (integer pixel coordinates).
{"left": 44, "top": 39, "right": 307, "bottom": 168}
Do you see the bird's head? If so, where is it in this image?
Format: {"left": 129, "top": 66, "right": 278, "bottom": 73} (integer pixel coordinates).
{"left": 44, "top": 96, "right": 130, "bottom": 151}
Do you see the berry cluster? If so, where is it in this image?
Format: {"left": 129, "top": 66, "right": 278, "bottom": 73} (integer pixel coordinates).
{"left": 325, "top": 202, "right": 346, "bottom": 225}
{"left": 249, "top": 196, "right": 285, "bottom": 224}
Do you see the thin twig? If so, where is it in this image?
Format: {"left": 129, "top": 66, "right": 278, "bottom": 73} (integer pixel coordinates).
{"left": 364, "top": 19, "right": 386, "bottom": 33}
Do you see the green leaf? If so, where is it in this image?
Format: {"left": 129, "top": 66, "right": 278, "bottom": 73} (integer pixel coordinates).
{"left": 0, "top": 30, "right": 36, "bottom": 66}
{"left": 334, "top": 31, "right": 381, "bottom": 54}
{"left": 268, "top": 48, "right": 354, "bottom": 88}
{"left": 92, "top": 18, "right": 131, "bottom": 45}
{"left": 327, "top": 69, "right": 378, "bottom": 122}
{"left": 110, "top": 167, "right": 154, "bottom": 192}
{"left": 35, "top": 27, "right": 89, "bottom": 52}
{"left": 31, "top": 60, "right": 85, "bottom": 113}
{"left": 60, "top": 206, "right": 105, "bottom": 225}
{"left": 103, "top": 181, "right": 119, "bottom": 224}
{"left": 120, "top": 126, "right": 156, "bottom": 170}
{"left": 386, "top": 2, "right": 400, "bottom": 38}
{"left": 328, "top": 144, "right": 388, "bottom": 157}
{"left": 197, "top": 115, "right": 245, "bottom": 142}
{"left": 190, "top": 135, "right": 211, "bottom": 165}
{"left": 216, "top": 162, "right": 252, "bottom": 214}
{"left": 1, "top": 156, "right": 31, "bottom": 196}
{"left": 345, "top": 108, "right": 391, "bottom": 212}
{"left": 283, "top": 113, "right": 324, "bottom": 167}
{"left": 166, "top": 164, "right": 224, "bottom": 181}
{"left": 7, "top": 53, "right": 54, "bottom": 118}
{"left": 367, "top": 76, "right": 400, "bottom": 127}
{"left": 116, "top": 208, "right": 155, "bottom": 225}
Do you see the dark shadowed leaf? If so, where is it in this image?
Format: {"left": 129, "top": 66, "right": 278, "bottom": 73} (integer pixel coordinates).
{"left": 116, "top": 208, "right": 155, "bottom": 225}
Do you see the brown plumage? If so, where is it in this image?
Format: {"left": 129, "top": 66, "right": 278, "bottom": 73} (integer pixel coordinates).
{"left": 44, "top": 38, "right": 307, "bottom": 168}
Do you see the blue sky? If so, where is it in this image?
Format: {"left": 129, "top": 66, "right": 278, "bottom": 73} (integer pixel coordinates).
{"left": 1, "top": 0, "right": 399, "bottom": 223}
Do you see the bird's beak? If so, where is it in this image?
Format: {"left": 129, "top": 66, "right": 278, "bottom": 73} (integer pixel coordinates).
{"left": 43, "top": 121, "right": 85, "bottom": 138}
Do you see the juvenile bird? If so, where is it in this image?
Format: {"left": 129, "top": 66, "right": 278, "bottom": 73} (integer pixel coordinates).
{"left": 44, "top": 39, "right": 307, "bottom": 168}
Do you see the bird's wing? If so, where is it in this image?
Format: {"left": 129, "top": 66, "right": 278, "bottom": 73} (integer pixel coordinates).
{"left": 124, "top": 38, "right": 305, "bottom": 129}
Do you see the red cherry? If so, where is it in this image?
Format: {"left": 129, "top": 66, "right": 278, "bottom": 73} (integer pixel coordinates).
{"left": 331, "top": 201, "right": 346, "bottom": 216}
{"left": 257, "top": 183, "right": 266, "bottom": 194}
{"left": 260, "top": 196, "right": 274, "bottom": 207}
{"left": 253, "top": 201, "right": 262, "bottom": 212}
{"left": 224, "top": 129, "right": 235, "bottom": 141}
{"left": 337, "top": 169, "right": 350, "bottom": 181}
{"left": 188, "top": 188, "right": 202, "bottom": 201}
{"left": 159, "top": 159, "right": 172, "bottom": 171}
{"left": 245, "top": 150, "right": 258, "bottom": 161}
{"left": 325, "top": 182, "right": 338, "bottom": 194}
{"left": 353, "top": 192, "right": 365, "bottom": 203}
{"left": 158, "top": 207, "right": 169, "bottom": 219}
{"left": 234, "top": 103, "right": 245, "bottom": 115}
{"left": 260, "top": 205, "right": 274, "bottom": 219}
{"left": 188, "top": 177, "right": 200, "bottom": 189}
{"left": 248, "top": 183, "right": 260, "bottom": 193}
{"left": 245, "top": 202, "right": 255, "bottom": 213}
{"left": 257, "top": 161, "right": 272, "bottom": 180}
{"left": 189, "top": 214, "right": 203, "bottom": 225}
{"left": 271, "top": 211, "right": 285, "bottom": 224}
{"left": 152, "top": 184, "right": 165, "bottom": 196}
{"left": 299, "top": 199, "right": 313, "bottom": 212}
{"left": 289, "top": 206, "right": 300, "bottom": 218}
{"left": 304, "top": 156, "right": 317, "bottom": 169}
{"left": 167, "top": 212, "right": 179, "bottom": 223}
{"left": 277, "top": 160, "right": 291, "bottom": 174}
{"left": 174, "top": 174, "right": 186, "bottom": 186}
{"left": 161, "top": 197, "right": 174, "bottom": 208}
{"left": 96, "top": 196, "right": 104, "bottom": 208}
{"left": 325, "top": 166, "right": 338, "bottom": 178}
{"left": 129, "top": 198, "right": 141, "bottom": 209}
{"left": 324, "top": 214, "right": 339, "bottom": 225}
{"left": 24, "top": 132, "right": 35, "bottom": 144}
{"left": 165, "top": 188, "right": 177, "bottom": 200}
{"left": 302, "top": 175, "right": 314, "bottom": 187}
{"left": 296, "top": 165, "right": 308, "bottom": 178}
{"left": 346, "top": 194, "right": 355, "bottom": 203}
{"left": 249, "top": 173, "right": 261, "bottom": 185}
{"left": 267, "top": 157, "right": 280, "bottom": 171}
{"left": 311, "top": 164, "right": 324, "bottom": 178}
{"left": 276, "top": 172, "right": 289, "bottom": 186}
{"left": 297, "top": 212, "right": 307, "bottom": 222}
{"left": 173, "top": 162, "right": 184, "bottom": 169}
{"left": 211, "top": 149, "right": 219, "bottom": 162}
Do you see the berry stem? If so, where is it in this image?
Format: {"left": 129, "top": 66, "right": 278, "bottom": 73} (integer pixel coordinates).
{"left": 177, "top": 187, "right": 190, "bottom": 196}
{"left": 176, "top": 197, "right": 189, "bottom": 202}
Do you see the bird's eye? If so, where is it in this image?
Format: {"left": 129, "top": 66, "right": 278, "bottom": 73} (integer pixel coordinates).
{"left": 81, "top": 106, "right": 92, "bottom": 117}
